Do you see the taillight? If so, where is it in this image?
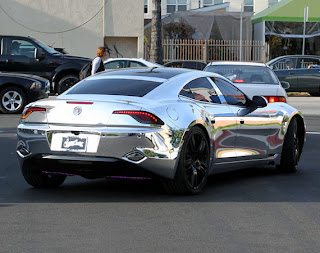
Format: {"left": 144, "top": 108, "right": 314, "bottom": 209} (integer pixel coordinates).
{"left": 264, "top": 96, "right": 287, "bottom": 103}
{"left": 113, "top": 110, "right": 164, "bottom": 125}
{"left": 234, "top": 79, "right": 244, "bottom": 83}
{"left": 21, "top": 107, "right": 46, "bottom": 119}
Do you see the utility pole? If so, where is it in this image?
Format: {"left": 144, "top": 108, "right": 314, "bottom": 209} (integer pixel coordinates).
{"left": 240, "top": 2, "right": 243, "bottom": 61}
{"left": 150, "top": 0, "right": 163, "bottom": 64}
{"left": 302, "top": 6, "right": 309, "bottom": 55}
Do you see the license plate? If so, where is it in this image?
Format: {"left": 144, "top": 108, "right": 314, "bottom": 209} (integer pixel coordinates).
{"left": 61, "top": 136, "right": 87, "bottom": 151}
{"left": 50, "top": 133, "right": 100, "bottom": 153}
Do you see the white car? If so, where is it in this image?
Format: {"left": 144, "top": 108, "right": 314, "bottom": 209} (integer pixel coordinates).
{"left": 204, "top": 61, "right": 290, "bottom": 103}
{"left": 104, "top": 58, "right": 162, "bottom": 70}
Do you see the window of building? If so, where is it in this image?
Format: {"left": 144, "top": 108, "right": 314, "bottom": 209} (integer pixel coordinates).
{"left": 203, "top": 0, "right": 212, "bottom": 7}
{"left": 167, "top": 0, "right": 187, "bottom": 13}
{"left": 167, "top": 0, "right": 176, "bottom": 13}
{"left": 144, "top": 0, "right": 148, "bottom": 13}
{"left": 203, "top": 0, "right": 224, "bottom": 7}
{"left": 243, "top": 0, "right": 254, "bottom": 12}
{"left": 178, "top": 0, "right": 187, "bottom": 11}
{"left": 268, "top": 0, "right": 278, "bottom": 7}
{"left": 214, "top": 0, "right": 223, "bottom": 5}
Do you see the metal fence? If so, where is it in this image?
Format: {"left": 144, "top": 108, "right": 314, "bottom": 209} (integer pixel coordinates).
{"left": 162, "top": 39, "right": 266, "bottom": 63}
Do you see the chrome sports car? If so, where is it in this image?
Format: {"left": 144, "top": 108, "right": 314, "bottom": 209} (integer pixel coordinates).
{"left": 16, "top": 68, "right": 306, "bottom": 194}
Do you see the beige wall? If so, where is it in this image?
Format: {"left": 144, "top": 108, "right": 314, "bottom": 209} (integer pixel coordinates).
{"left": 0, "top": 0, "right": 103, "bottom": 58}
{"left": 0, "top": 0, "right": 144, "bottom": 58}
{"left": 104, "top": 0, "right": 144, "bottom": 58}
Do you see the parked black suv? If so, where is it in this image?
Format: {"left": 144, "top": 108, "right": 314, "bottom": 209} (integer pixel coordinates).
{"left": 0, "top": 35, "right": 91, "bottom": 94}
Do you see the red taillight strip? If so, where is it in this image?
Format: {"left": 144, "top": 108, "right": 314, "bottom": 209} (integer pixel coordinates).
{"left": 264, "top": 96, "right": 287, "bottom": 103}
{"left": 113, "top": 110, "right": 158, "bottom": 122}
{"left": 234, "top": 79, "right": 244, "bottom": 83}
{"left": 66, "top": 102, "right": 93, "bottom": 104}
{"left": 21, "top": 108, "right": 46, "bottom": 119}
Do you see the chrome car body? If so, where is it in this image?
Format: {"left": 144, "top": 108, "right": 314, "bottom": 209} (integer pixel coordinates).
{"left": 16, "top": 68, "right": 306, "bottom": 193}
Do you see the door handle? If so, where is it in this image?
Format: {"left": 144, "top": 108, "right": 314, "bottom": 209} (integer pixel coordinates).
{"left": 240, "top": 119, "right": 244, "bottom": 124}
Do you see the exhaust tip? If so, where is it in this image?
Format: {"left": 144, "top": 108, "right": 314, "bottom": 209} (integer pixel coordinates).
{"left": 16, "top": 141, "right": 30, "bottom": 158}
{"left": 123, "top": 151, "right": 147, "bottom": 163}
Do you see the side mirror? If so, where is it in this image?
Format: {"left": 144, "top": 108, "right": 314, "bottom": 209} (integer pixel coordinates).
{"left": 237, "top": 96, "right": 268, "bottom": 116}
{"left": 35, "top": 48, "right": 45, "bottom": 60}
{"left": 252, "top": 95, "right": 268, "bottom": 108}
{"left": 280, "top": 81, "right": 290, "bottom": 90}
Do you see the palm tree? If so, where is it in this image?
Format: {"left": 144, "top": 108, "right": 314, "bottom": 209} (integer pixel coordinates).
{"left": 150, "top": 0, "right": 163, "bottom": 64}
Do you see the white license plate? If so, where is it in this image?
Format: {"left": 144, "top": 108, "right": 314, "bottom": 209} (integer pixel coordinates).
{"left": 50, "top": 133, "right": 100, "bottom": 153}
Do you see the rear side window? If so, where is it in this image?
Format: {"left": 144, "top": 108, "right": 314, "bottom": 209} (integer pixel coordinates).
{"left": 104, "top": 60, "right": 127, "bottom": 69}
{"left": 211, "top": 77, "right": 247, "bottom": 106}
{"left": 67, "top": 78, "right": 162, "bottom": 97}
{"left": 271, "top": 58, "right": 297, "bottom": 70}
{"left": 299, "top": 58, "right": 320, "bottom": 69}
{"left": 180, "top": 77, "right": 220, "bottom": 104}
{"left": 129, "top": 61, "right": 145, "bottom": 67}
{"left": 182, "top": 62, "right": 197, "bottom": 69}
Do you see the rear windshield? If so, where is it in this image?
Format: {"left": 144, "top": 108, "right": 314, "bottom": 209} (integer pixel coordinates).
{"left": 67, "top": 78, "right": 162, "bottom": 97}
{"left": 205, "top": 65, "right": 279, "bottom": 85}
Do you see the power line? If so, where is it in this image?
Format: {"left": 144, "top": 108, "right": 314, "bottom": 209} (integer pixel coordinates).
{"left": 0, "top": 0, "right": 108, "bottom": 34}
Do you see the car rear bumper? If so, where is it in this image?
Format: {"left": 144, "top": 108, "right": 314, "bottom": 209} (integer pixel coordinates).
{"left": 16, "top": 125, "right": 182, "bottom": 179}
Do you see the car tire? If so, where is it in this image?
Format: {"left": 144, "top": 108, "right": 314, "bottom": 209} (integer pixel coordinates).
{"left": 277, "top": 117, "right": 301, "bottom": 173}
{"left": 22, "top": 162, "right": 66, "bottom": 188}
{"left": 162, "top": 126, "right": 210, "bottom": 194}
{"left": 0, "top": 86, "right": 26, "bottom": 114}
{"left": 57, "top": 74, "right": 79, "bottom": 94}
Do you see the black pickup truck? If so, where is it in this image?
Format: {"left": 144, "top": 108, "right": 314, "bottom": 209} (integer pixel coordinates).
{"left": 0, "top": 35, "right": 91, "bottom": 94}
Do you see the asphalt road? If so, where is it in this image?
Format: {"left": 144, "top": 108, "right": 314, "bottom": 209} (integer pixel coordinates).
{"left": 1, "top": 97, "right": 320, "bottom": 252}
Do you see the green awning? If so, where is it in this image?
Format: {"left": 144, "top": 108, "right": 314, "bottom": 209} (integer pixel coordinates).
{"left": 252, "top": 0, "right": 320, "bottom": 24}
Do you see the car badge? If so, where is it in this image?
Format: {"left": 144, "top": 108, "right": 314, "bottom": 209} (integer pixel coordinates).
{"left": 73, "top": 107, "right": 82, "bottom": 116}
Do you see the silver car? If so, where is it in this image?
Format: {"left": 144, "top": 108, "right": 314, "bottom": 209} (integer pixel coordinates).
{"left": 104, "top": 58, "right": 162, "bottom": 70}
{"left": 16, "top": 68, "right": 305, "bottom": 194}
{"left": 204, "top": 61, "right": 290, "bottom": 103}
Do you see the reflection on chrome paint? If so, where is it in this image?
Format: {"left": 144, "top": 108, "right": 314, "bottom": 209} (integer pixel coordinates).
{"left": 17, "top": 73, "right": 305, "bottom": 180}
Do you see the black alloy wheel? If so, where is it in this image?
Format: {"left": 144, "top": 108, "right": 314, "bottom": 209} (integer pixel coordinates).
{"left": 163, "top": 126, "right": 210, "bottom": 194}
{"left": 57, "top": 74, "right": 79, "bottom": 94}
{"left": 278, "top": 117, "right": 301, "bottom": 173}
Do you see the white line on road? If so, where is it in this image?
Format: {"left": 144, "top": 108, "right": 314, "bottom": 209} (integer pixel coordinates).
{"left": 307, "top": 132, "right": 320, "bottom": 135}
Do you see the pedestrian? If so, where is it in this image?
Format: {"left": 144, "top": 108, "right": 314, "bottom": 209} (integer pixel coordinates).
{"left": 91, "top": 46, "right": 108, "bottom": 75}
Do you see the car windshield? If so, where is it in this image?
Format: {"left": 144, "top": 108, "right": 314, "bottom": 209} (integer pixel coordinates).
{"left": 205, "top": 65, "right": 279, "bottom": 85}
{"left": 67, "top": 78, "right": 162, "bottom": 97}
{"left": 32, "top": 38, "right": 61, "bottom": 54}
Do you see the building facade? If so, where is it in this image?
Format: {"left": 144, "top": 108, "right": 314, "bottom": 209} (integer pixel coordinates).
{"left": 144, "top": 0, "right": 282, "bottom": 19}
{"left": 0, "top": 0, "right": 144, "bottom": 58}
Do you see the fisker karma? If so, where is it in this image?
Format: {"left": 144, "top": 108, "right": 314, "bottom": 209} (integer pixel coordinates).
{"left": 16, "top": 67, "right": 306, "bottom": 194}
